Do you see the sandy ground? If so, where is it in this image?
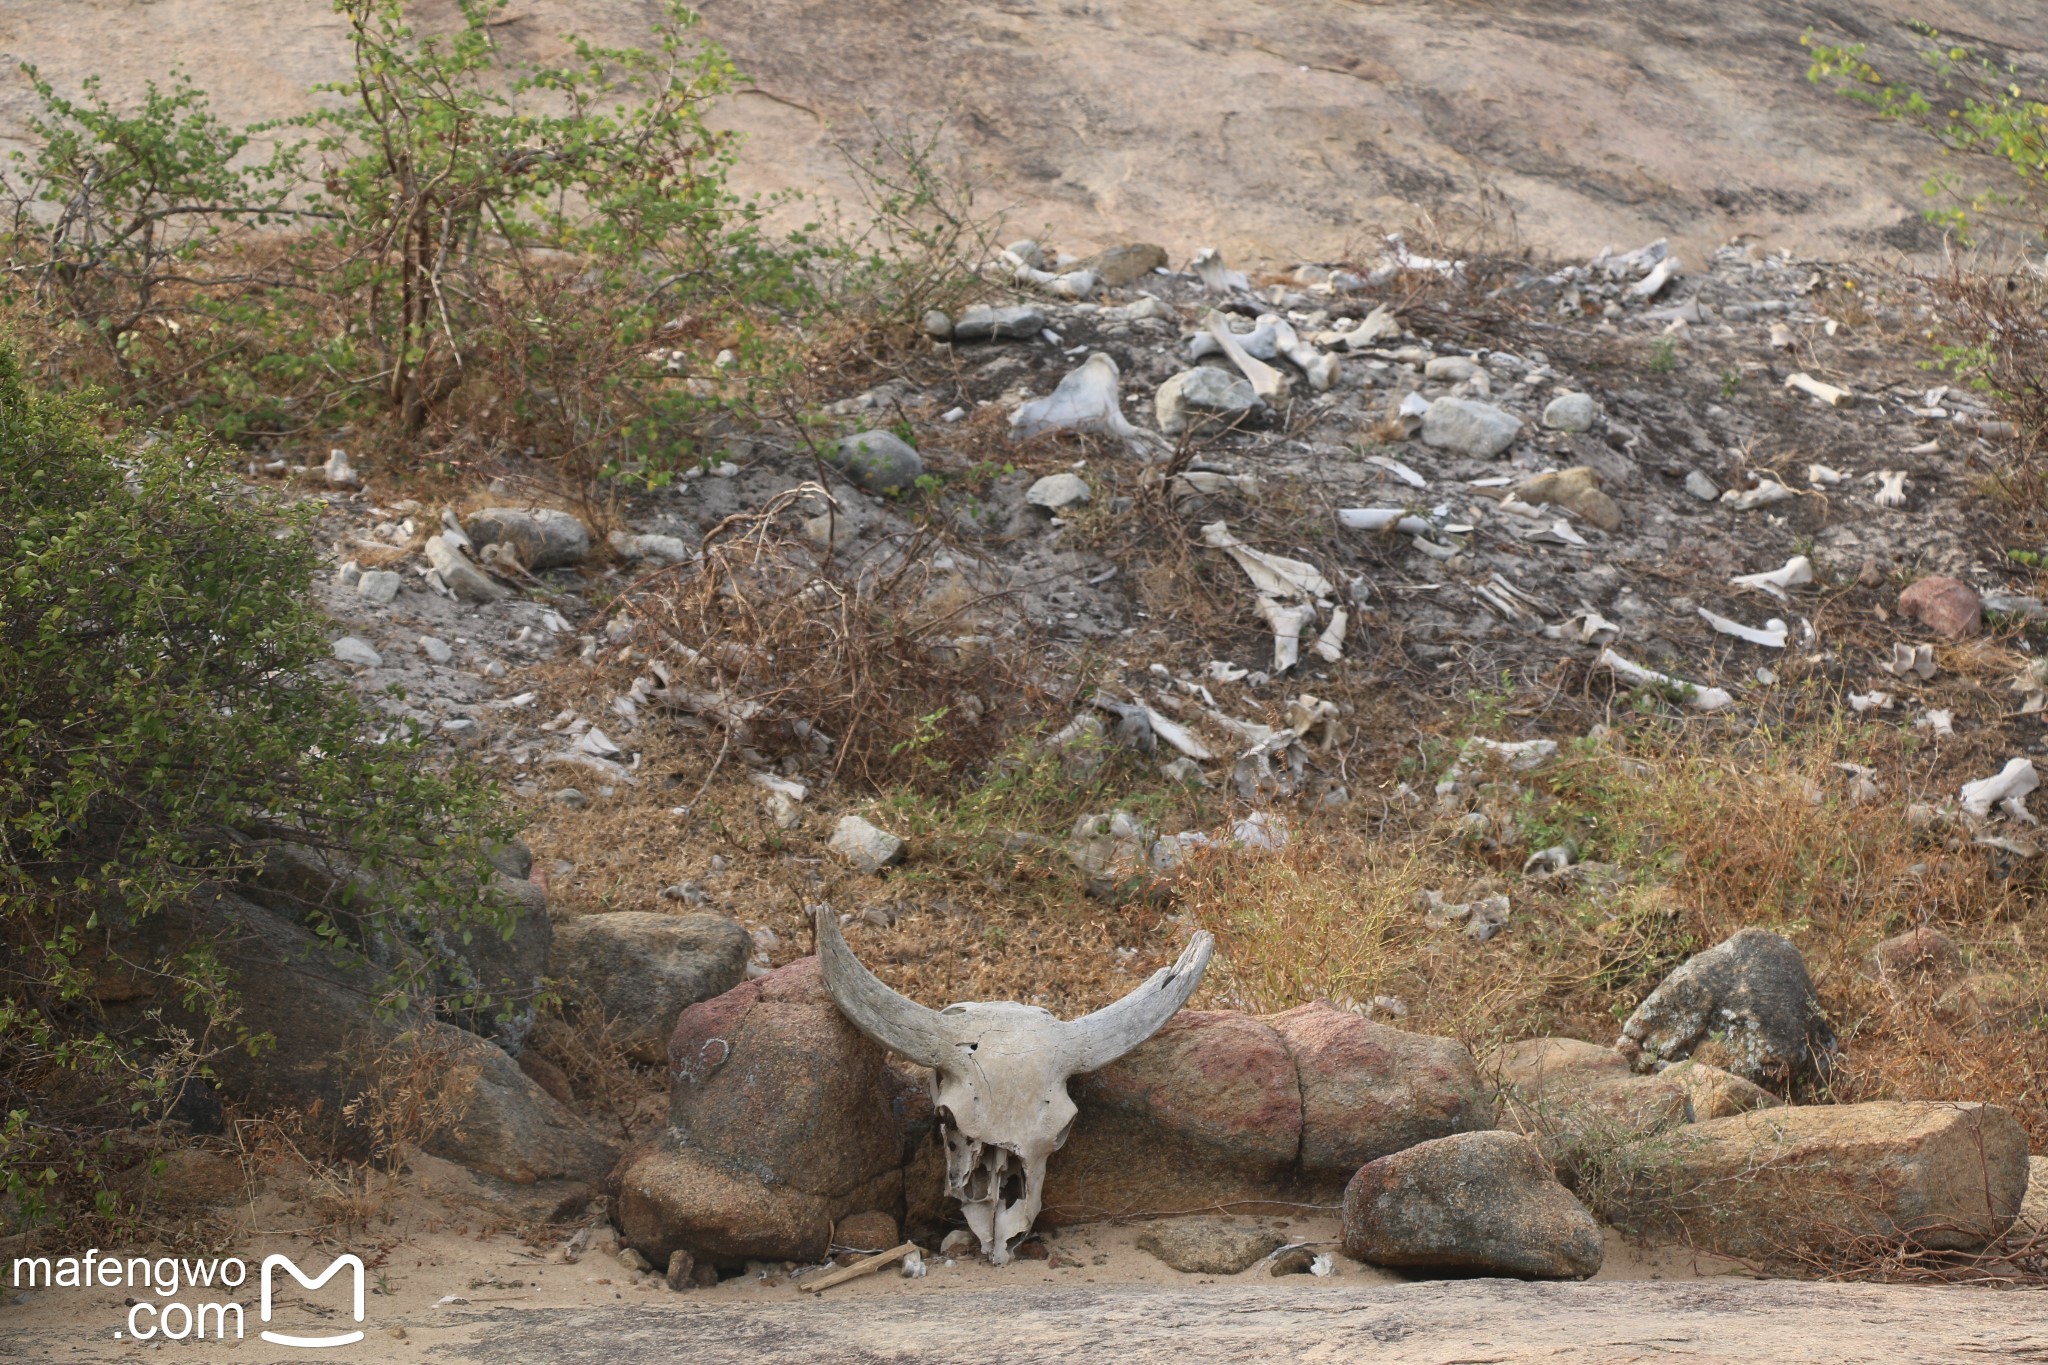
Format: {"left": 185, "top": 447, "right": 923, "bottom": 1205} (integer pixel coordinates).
{"left": 2, "top": 0, "right": 2046, "bottom": 265}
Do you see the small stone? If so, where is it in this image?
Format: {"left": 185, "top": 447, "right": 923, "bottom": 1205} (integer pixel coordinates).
{"left": 1683, "top": 469, "right": 1721, "bottom": 502}
{"left": 665, "top": 1249, "right": 695, "bottom": 1291}
{"left": 1896, "top": 575, "right": 1982, "bottom": 640}
{"left": 951, "top": 305, "right": 1047, "bottom": 342}
{"left": 550, "top": 788, "right": 588, "bottom": 809}
{"left": 331, "top": 636, "right": 382, "bottom": 667}
{"left": 1515, "top": 466, "right": 1621, "bottom": 531}
{"left": 465, "top": 507, "right": 592, "bottom": 571}
{"left": 441, "top": 717, "right": 476, "bottom": 736}
{"left": 608, "top": 530, "right": 694, "bottom": 563}
{"left": 1026, "top": 473, "right": 1091, "bottom": 510}
{"left": 1343, "top": 1131, "right": 1603, "bottom": 1279}
{"left": 1135, "top": 1217, "right": 1285, "bottom": 1275}
{"left": 1155, "top": 367, "right": 1258, "bottom": 436}
{"left": 356, "top": 569, "right": 402, "bottom": 605}
{"left": 425, "top": 535, "right": 509, "bottom": 604}
{"left": 1424, "top": 355, "right": 1479, "bottom": 382}
{"left": 1421, "top": 397, "right": 1521, "bottom": 458}
{"left": 834, "top": 1210, "right": 899, "bottom": 1252}
{"left": 828, "top": 815, "right": 905, "bottom": 872}
{"left": 1618, "top": 928, "right": 1834, "bottom": 1090}
{"left": 1867, "top": 927, "right": 1961, "bottom": 981}
{"left": 615, "top": 1247, "right": 651, "bottom": 1273}
{"left": 828, "top": 431, "right": 923, "bottom": 497}
{"left": 419, "top": 635, "right": 453, "bottom": 664}
{"left": 1074, "top": 242, "right": 1169, "bottom": 286}
{"left": 923, "top": 309, "right": 954, "bottom": 339}
{"left": 1541, "top": 392, "right": 1599, "bottom": 432}
{"left": 335, "top": 559, "right": 363, "bottom": 588}
{"left": 324, "top": 448, "right": 358, "bottom": 486}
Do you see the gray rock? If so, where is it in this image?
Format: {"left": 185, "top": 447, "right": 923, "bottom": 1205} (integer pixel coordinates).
{"left": 1342, "top": 1131, "right": 1603, "bottom": 1279}
{"left": 552, "top": 911, "right": 752, "bottom": 1063}
{"left": 1074, "top": 242, "right": 1168, "bottom": 286}
{"left": 335, "top": 559, "right": 363, "bottom": 588}
{"left": 430, "top": 869, "right": 552, "bottom": 1051}
{"left": 950, "top": 305, "right": 1047, "bottom": 342}
{"left": 828, "top": 432, "right": 923, "bottom": 497}
{"left": 1136, "top": 1218, "right": 1285, "bottom": 1275}
{"left": 1617, "top": 928, "right": 1834, "bottom": 1090}
{"left": 1683, "top": 469, "right": 1721, "bottom": 502}
{"left": 609, "top": 530, "right": 695, "bottom": 563}
{"left": 1156, "top": 368, "right": 1258, "bottom": 436}
{"left": 1421, "top": 397, "right": 1522, "bottom": 458}
{"left": 466, "top": 506, "right": 592, "bottom": 571}
{"left": 923, "top": 309, "right": 953, "bottom": 339}
{"left": 331, "top": 636, "right": 382, "bottom": 667}
{"left": 356, "top": 569, "right": 402, "bottom": 605}
{"left": 1424, "top": 355, "right": 1479, "bottom": 382}
{"left": 1025, "top": 473, "right": 1091, "bottom": 510}
{"left": 828, "top": 815, "right": 906, "bottom": 872}
{"left": 1541, "top": 392, "right": 1599, "bottom": 432}
{"left": 425, "top": 534, "right": 510, "bottom": 603}
{"left": 551, "top": 787, "right": 588, "bottom": 809}
{"left": 419, "top": 635, "right": 453, "bottom": 663}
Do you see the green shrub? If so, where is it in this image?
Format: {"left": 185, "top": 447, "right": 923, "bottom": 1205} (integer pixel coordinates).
{"left": 0, "top": 352, "right": 510, "bottom": 1230}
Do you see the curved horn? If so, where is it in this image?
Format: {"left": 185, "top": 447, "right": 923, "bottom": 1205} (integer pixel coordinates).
{"left": 1060, "top": 931, "right": 1215, "bottom": 1075}
{"left": 813, "top": 906, "right": 955, "bottom": 1068}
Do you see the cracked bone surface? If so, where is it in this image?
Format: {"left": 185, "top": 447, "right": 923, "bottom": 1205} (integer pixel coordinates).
{"left": 1009, "top": 353, "right": 1161, "bottom": 452}
{"left": 1729, "top": 554, "right": 1814, "bottom": 601}
{"left": 1202, "top": 310, "right": 1289, "bottom": 402}
{"left": 1874, "top": 469, "right": 1908, "bottom": 507}
{"left": 815, "top": 909, "right": 1214, "bottom": 1265}
{"left": 1189, "top": 246, "right": 1249, "bottom": 295}
{"left": 1266, "top": 316, "right": 1339, "bottom": 391}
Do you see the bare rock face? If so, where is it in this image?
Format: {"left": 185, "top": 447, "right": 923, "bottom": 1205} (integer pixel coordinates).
{"left": 1896, "top": 575, "right": 1982, "bottom": 639}
{"left": 1043, "top": 1005, "right": 1493, "bottom": 1222}
{"left": 1074, "top": 243, "right": 1168, "bottom": 286}
{"left": 611, "top": 959, "right": 928, "bottom": 1267}
{"left": 1342, "top": 1130, "right": 1604, "bottom": 1279}
{"left": 552, "top": 911, "right": 751, "bottom": 1063}
{"left": 1617, "top": 928, "right": 1834, "bottom": 1091}
{"left": 1640, "top": 1101, "right": 2030, "bottom": 1260}
{"left": 1135, "top": 1217, "right": 1285, "bottom": 1274}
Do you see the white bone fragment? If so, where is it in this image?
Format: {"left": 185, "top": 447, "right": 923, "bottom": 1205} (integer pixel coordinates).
{"left": 1311, "top": 608, "right": 1348, "bottom": 663}
{"left": 1171, "top": 469, "right": 1263, "bottom": 498}
{"left": 1351, "top": 305, "right": 1403, "bottom": 343}
{"left": 1835, "top": 763, "right": 1883, "bottom": 805}
{"left": 325, "top": 448, "right": 358, "bottom": 486}
{"left": 1338, "top": 507, "right": 1436, "bottom": 537}
{"left": 817, "top": 912, "right": 1213, "bottom": 1265}
{"left": 1597, "top": 648, "right": 1735, "bottom": 712}
{"left": 1366, "top": 454, "right": 1427, "bottom": 487}
{"left": 1879, "top": 642, "right": 1937, "bottom": 680}
{"left": 1203, "top": 310, "right": 1288, "bottom": 402}
{"left": 1769, "top": 322, "right": 1796, "bottom": 350}
{"left": 1376, "top": 234, "right": 1462, "bottom": 280}
{"left": 1698, "top": 608, "right": 1788, "bottom": 648}
{"left": 1785, "top": 372, "right": 1851, "bottom": 406}
{"left": 1730, "top": 555, "right": 1814, "bottom": 601}
{"left": 1525, "top": 520, "right": 1590, "bottom": 547}
{"left": 1132, "top": 702, "right": 1213, "bottom": 761}
{"left": 1188, "top": 318, "right": 1280, "bottom": 361}
{"left": 572, "top": 726, "right": 622, "bottom": 759}
{"left": 438, "top": 507, "right": 475, "bottom": 556}
{"left": 1199, "top": 522, "right": 1333, "bottom": 599}
{"left": 1205, "top": 660, "right": 1249, "bottom": 683}
{"left": 750, "top": 772, "right": 808, "bottom": 801}
{"left": 1630, "top": 256, "right": 1680, "bottom": 299}
{"left": 1266, "top": 316, "right": 1339, "bottom": 391}
{"left": 1189, "top": 247, "right": 1248, "bottom": 295}
{"left": 1874, "top": 469, "right": 1908, "bottom": 507}
{"left": 1002, "top": 250, "right": 1098, "bottom": 299}
{"left": 1960, "top": 757, "right": 2039, "bottom": 820}
{"left": 1595, "top": 238, "right": 1668, "bottom": 277}
{"left": 1410, "top": 537, "right": 1460, "bottom": 559}
{"left": 1257, "top": 598, "right": 1317, "bottom": 672}
{"left": 1009, "top": 353, "right": 1162, "bottom": 452}
{"left": 1807, "top": 464, "right": 1845, "bottom": 487}
{"left": 1848, "top": 690, "right": 1892, "bottom": 713}
{"left": 1545, "top": 610, "right": 1620, "bottom": 644}
{"left": 1720, "top": 479, "right": 1795, "bottom": 510}
{"left": 1914, "top": 709, "right": 1955, "bottom": 738}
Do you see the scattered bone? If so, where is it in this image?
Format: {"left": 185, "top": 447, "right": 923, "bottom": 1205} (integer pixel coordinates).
{"left": 1418, "top": 889, "right": 1511, "bottom": 941}
{"left": 1189, "top": 247, "right": 1249, "bottom": 295}
{"left": 1806, "top": 464, "right": 1845, "bottom": 487}
{"left": 1629, "top": 255, "right": 1681, "bottom": 299}
{"left": 1769, "top": 322, "right": 1797, "bottom": 350}
{"left": 1546, "top": 610, "right": 1621, "bottom": 644}
{"left": 1256, "top": 598, "right": 1318, "bottom": 672}
{"left": 1597, "top": 648, "right": 1735, "bottom": 712}
{"left": 1960, "top": 758, "right": 2039, "bottom": 822}
{"left": 1879, "top": 643, "right": 1937, "bottom": 681}
{"left": 1522, "top": 845, "right": 1575, "bottom": 879}
{"left": 1836, "top": 763, "right": 1883, "bottom": 805}
{"left": 1698, "top": 608, "right": 1788, "bottom": 648}
{"left": 1009, "top": 353, "right": 1161, "bottom": 451}
{"left": 1188, "top": 317, "right": 1280, "bottom": 362}
{"left": 2012, "top": 659, "right": 2048, "bottom": 715}
{"left": 1873, "top": 469, "right": 1908, "bottom": 507}
{"left": 1848, "top": 691, "right": 1892, "bottom": 714}
{"left": 1785, "top": 372, "right": 1851, "bottom": 406}
{"left": 1338, "top": 507, "right": 1437, "bottom": 537}
{"left": 1267, "top": 316, "right": 1339, "bottom": 390}
{"left": 1202, "top": 310, "right": 1289, "bottom": 402}
{"left": 1311, "top": 609, "right": 1348, "bottom": 663}
{"left": 1200, "top": 521, "right": 1333, "bottom": 599}
{"left": 1914, "top": 709, "right": 1955, "bottom": 738}
{"left": 799, "top": 1242, "right": 922, "bottom": 1294}
{"left": 1720, "top": 479, "right": 1795, "bottom": 511}
{"left": 1366, "top": 454, "right": 1427, "bottom": 487}
{"left": 1730, "top": 555, "right": 1814, "bottom": 601}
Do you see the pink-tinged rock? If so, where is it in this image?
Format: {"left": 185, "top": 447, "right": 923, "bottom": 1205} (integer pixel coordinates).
{"left": 1897, "top": 576, "right": 1981, "bottom": 639}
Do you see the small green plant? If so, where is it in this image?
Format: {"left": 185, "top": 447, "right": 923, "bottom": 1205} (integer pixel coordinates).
{"left": 1720, "top": 368, "right": 1744, "bottom": 397}
{"left": 2008, "top": 548, "right": 2042, "bottom": 567}
{"left": 1650, "top": 337, "right": 1679, "bottom": 374}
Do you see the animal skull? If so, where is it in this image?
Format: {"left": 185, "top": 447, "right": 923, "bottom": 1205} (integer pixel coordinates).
{"left": 814, "top": 910, "right": 1213, "bottom": 1264}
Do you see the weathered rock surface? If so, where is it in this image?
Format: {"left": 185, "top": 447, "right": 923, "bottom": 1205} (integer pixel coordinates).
{"left": 1617, "top": 928, "right": 1833, "bottom": 1090}
{"left": 1044, "top": 1005, "right": 1492, "bottom": 1222}
{"left": 1541, "top": 392, "right": 1599, "bottom": 432}
{"left": 950, "top": 305, "right": 1046, "bottom": 342}
{"left": 1515, "top": 466, "right": 1621, "bottom": 531}
{"left": 1155, "top": 367, "right": 1257, "bottom": 436}
{"left": 1342, "top": 1130, "right": 1604, "bottom": 1279}
{"left": 1025, "top": 472, "right": 1091, "bottom": 510}
{"left": 1867, "top": 927, "right": 1962, "bottom": 981}
{"left": 828, "top": 431, "right": 923, "bottom": 496}
{"left": 551, "top": 911, "right": 751, "bottom": 1062}
{"left": 1075, "top": 243, "right": 1168, "bottom": 286}
{"left": 465, "top": 506, "right": 592, "bottom": 571}
{"left": 1420, "top": 397, "right": 1520, "bottom": 458}
{"left": 1135, "top": 1217, "right": 1285, "bottom": 1274}
{"left": 828, "top": 815, "right": 906, "bottom": 871}
{"left": 611, "top": 958, "right": 927, "bottom": 1266}
{"left": 1638, "top": 1101, "right": 2029, "bottom": 1260}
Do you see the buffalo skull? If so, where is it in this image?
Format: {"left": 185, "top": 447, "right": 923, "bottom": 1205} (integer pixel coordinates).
{"left": 815, "top": 909, "right": 1213, "bottom": 1264}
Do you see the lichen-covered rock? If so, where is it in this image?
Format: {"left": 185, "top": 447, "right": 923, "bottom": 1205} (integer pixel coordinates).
{"left": 551, "top": 911, "right": 750, "bottom": 1062}
{"left": 828, "top": 431, "right": 923, "bottom": 496}
{"left": 1617, "top": 928, "right": 1833, "bottom": 1090}
{"left": 1343, "top": 1130, "right": 1604, "bottom": 1279}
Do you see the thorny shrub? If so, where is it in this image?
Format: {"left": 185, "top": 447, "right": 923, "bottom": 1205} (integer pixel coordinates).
{"left": 0, "top": 351, "right": 513, "bottom": 1234}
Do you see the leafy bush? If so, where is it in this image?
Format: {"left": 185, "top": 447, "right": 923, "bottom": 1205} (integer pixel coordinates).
{"left": 0, "top": 352, "right": 510, "bottom": 1230}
